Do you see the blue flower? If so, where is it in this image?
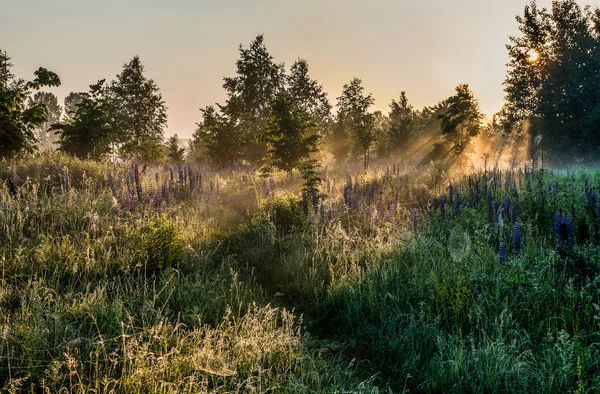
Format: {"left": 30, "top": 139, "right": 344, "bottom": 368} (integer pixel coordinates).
{"left": 514, "top": 222, "right": 521, "bottom": 255}
{"left": 499, "top": 241, "right": 507, "bottom": 265}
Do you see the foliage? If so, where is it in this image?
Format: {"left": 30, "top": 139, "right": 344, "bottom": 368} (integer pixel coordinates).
{"left": 0, "top": 50, "right": 61, "bottom": 158}
{"left": 259, "top": 92, "right": 318, "bottom": 172}
{"left": 437, "top": 83, "right": 482, "bottom": 155}
{"left": 336, "top": 78, "right": 375, "bottom": 169}
{"left": 111, "top": 56, "right": 168, "bottom": 162}
{"left": 53, "top": 80, "right": 117, "bottom": 160}
{"left": 26, "top": 91, "right": 63, "bottom": 150}
{"left": 165, "top": 134, "right": 185, "bottom": 163}
{"left": 503, "top": 0, "right": 600, "bottom": 165}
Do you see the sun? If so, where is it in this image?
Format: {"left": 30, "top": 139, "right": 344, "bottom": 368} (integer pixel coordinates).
{"left": 528, "top": 50, "right": 540, "bottom": 62}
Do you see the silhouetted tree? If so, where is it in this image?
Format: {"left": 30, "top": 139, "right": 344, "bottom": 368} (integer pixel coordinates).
{"left": 0, "top": 50, "right": 61, "bottom": 158}
{"left": 111, "top": 56, "right": 167, "bottom": 162}
{"left": 53, "top": 80, "right": 116, "bottom": 160}
{"left": 191, "top": 105, "right": 242, "bottom": 167}
{"left": 259, "top": 92, "right": 317, "bottom": 172}
{"left": 222, "top": 35, "right": 286, "bottom": 163}
{"left": 437, "top": 84, "right": 482, "bottom": 154}
{"left": 336, "top": 78, "right": 375, "bottom": 169}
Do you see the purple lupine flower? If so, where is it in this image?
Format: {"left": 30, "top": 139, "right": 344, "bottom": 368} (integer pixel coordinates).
{"left": 327, "top": 208, "right": 333, "bottom": 221}
{"left": 55, "top": 166, "right": 61, "bottom": 185}
{"left": 596, "top": 204, "right": 600, "bottom": 218}
{"left": 412, "top": 208, "right": 418, "bottom": 232}
{"left": 512, "top": 198, "right": 519, "bottom": 223}
{"left": 132, "top": 159, "right": 142, "bottom": 202}
{"left": 312, "top": 189, "right": 319, "bottom": 214}
{"left": 302, "top": 191, "right": 308, "bottom": 214}
{"left": 320, "top": 204, "right": 325, "bottom": 222}
{"left": 439, "top": 195, "right": 445, "bottom": 217}
{"left": 154, "top": 172, "right": 159, "bottom": 184}
{"left": 169, "top": 166, "right": 174, "bottom": 182}
{"left": 514, "top": 222, "right": 521, "bottom": 255}
{"left": 453, "top": 193, "right": 460, "bottom": 216}
{"left": 554, "top": 211, "right": 561, "bottom": 238}
{"left": 448, "top": 184, "right": 454, "bottom": 203}
{"left": 269, "top": 175, "right": 276, "bottom": 192}
{"left": 210, "top": 179, "right": 214, "bottom": 193}
{"left": 499, "top": 241, "right": 506, "bottom": 264}
{"left": 178, "top": 164, "right": 183, "bottom": 183}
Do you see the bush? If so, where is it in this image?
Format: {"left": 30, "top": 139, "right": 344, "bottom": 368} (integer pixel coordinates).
{"left": 138, "top": 215, "right": 184, "bottom": 273}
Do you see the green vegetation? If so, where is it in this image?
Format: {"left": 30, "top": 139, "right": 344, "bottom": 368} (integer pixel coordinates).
{"left": 5, "top": 0, "right": 600, "bottom": 392}
{"left": 2, "top": 155, "right": 600, "bottom": 392}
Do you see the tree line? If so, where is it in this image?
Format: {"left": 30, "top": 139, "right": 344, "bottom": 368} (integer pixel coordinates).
{"left": 2, "top": 0, "right": 600, "bottom": 170}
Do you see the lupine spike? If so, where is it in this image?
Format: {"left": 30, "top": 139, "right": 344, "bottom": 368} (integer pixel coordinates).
{"left": 514, "top": 222, "right": 521, "bottom": 255}
{"left": 412, "top": 208, "right": 418, "bottom": 232}
{"left": 499, "top": 241, "right": 506, "bottom": 265}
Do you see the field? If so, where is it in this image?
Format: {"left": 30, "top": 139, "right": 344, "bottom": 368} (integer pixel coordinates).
{"left": 2, "top": 153, "right": 600, "bottom": 393}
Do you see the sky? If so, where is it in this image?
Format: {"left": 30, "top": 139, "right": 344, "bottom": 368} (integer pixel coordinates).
{"left": 2, "top": 0, "right": 585, "bottom": 138}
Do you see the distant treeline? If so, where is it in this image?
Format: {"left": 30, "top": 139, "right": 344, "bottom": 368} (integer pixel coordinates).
{"left": 2, "top": 0, "right": 599, "bottom": 170}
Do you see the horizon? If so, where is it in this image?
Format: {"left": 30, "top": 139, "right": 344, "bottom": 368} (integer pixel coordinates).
{"left": 3, "top": 0, "right": 587, "bottom": 139}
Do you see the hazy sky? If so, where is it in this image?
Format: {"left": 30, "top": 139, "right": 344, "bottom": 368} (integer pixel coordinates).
{"left": 3, "top": 0, "right": 582, "bottom": 138}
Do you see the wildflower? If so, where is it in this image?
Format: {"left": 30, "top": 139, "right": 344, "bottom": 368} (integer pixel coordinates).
{"left": 439, "top": 195, "right": 445, "bottom": 217}
{"left": 312, "top": 189, "right": 319, "bottom": 214}
{"left": 320, "top": 204, "right": 325, "bottom": 222}
{"left": 499, "top": 241, "right": 506, "bottom": 264}
{"left": 269, "top": 175, "right": 276, "bottom": 191}
{"left": 412, "top": 208, "right": 418, "bottom": 232}
{"left": 512, "top": 198, "right": 519, "bottom": 223}
{"left": 554, "top": 211, "right": 561, "bottom": 238}
{"left": 514, "top": 222, "right": 521, "bottom": 255}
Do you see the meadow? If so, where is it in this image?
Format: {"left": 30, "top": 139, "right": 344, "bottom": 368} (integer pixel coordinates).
{"left": 2, "top": 153, "right": 600, "bottom": 393}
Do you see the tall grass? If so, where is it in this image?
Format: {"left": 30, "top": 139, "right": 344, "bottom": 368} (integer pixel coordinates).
{"left": 3, "top": 154, "right": 600, "bottom": 392}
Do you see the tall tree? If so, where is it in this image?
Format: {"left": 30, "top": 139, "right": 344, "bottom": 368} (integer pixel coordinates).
{"left": 437, "top": 84, "right": 482, "bottom": 155}
{"left": 384, "top": 91, "right": 415, "bottom": 155}
{"left": 111, "top": 56, "right": 167, "bottom": 161}
{"left": 53, "top": 80, "right": 116, "bottom": 160}
{"left": 336, "top": 78, "right": 375, "bottom": 169}
{"left": 503, "top": 0, "right": 600, "bottom": 165}
{"left": 0, "top": 50, "right": 61, "bottom": 158}
{"left": 0, "top": 50, "right": 15, "bottom": 87}
{"left": 26, "top": 92, "right": 62, "bottom": 150}
{"left": 259, "top": 92, "right": 317, "bottom": 172}
{"left": 287, "top": 59, "right": 332, "bottom": 130}
{"left": 222, "top": 35, "right": 286, "bottom": 162}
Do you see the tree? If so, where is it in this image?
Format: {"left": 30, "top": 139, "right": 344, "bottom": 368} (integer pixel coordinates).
{"left": 437, "top": 84, "right": 482, "bottom": 154}
{"left": 165, "top": 134, "right": 185, "bottom": 163}
{"left": 329, "top": 112, "right": 351, "bottom": 164}
{"left": 222, "top": 35, "right": 286, "bottom": 162}
{"left": 191, "top": 105, "right": 242, "bottom": 167}
{"left": 384, "top": 91, "right": 415, "bottom": 155}
{"left": 53, "top": 80, "right": 116, "bottom": 160}
{"left": 63, "top": 92, "right": 85, "bottom": 121}
{"left": 336, "top": 78, "right": 375, "bottom": 169}
{"left": 0, "top": 50, "right": 15, "bottom": 87}
{"left": 26, "top": 92, "right": 62, "bottom": 150}
{"left": 287, "top": 59, "right": 332, "bottom": 130}
{"left": 503, "top": 0, "right": 600, "bottom": 165}
{"left": 259, "top": 92, "right": 318, "bottom": 172}
{"left": 0, "top": 50, "right": 61, "bottom": 158}
{"left": 111, "top": 56, "right": 167, "bottom": 161}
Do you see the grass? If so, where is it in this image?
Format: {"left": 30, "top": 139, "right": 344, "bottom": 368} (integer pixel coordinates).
{"left": 2, "top": 153, "right": 600, "bottom": 392}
